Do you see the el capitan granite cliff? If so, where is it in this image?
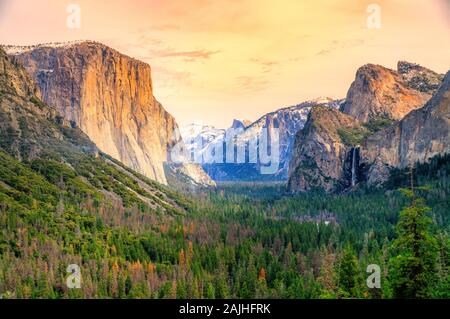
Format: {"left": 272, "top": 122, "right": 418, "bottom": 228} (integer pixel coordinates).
{"left": 4, "top": 41, "right": 214, "bottom": 186}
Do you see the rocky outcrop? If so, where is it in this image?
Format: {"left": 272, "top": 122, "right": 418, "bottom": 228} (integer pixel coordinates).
{"left": 341, "top": 63, "right": 432, "bottom": 123}
{"left": 360, "top": 71, "right": 450, "bottom": 185}
{"left": 288, "top": 62, "right": 447, "bottom": 193}
{"left": 397, "top": 61, "right": 444, "bottom": 94}
{"left": 230, "top": 119, "right": 251, "bottom": 130}
{"left": 4, "top": 41, "right": 207, "bottom": 185}
{"left": 287, "top": 106, "right": 365, "bottom": 192}
{"left": 164, "top": 162, "right": 217, "bottom": 191}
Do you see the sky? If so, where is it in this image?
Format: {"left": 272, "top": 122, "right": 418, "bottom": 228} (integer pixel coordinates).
{"left": 0, "top": 0, "right": 449, "bottom": 128}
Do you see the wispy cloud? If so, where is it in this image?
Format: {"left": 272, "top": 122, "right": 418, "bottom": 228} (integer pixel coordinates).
{"left": 316, "top": 38, "right": 365, "bottom": 56}
{"left": 151, "top": 66, "right": 191, "bottom": 98}
{"left": 250, "top": 58, "right": 278, "bottom": 67}
{"left": 152, "top": 49, "right": 220, "bottom": 59}
{"left": 249, "top": 58, "right": 279, "bottom": 73}
{"left": 146, "top": 24, "right": 181, "bottom": 31}
{"left": 127, "top": 31, "right": 221, "bottom": 63}
{"left": 317, "top": 49, "right": 331, "bottom": 56}
{"left": 147, "top": 48, "right": 221, "bottom": 62}
{"left": 235, "top": 75, "right": 268, "bottom": 92}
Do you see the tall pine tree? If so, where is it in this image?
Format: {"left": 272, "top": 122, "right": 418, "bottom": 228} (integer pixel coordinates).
{"left": 389, "top": 169, "right": 438, "bottom": 298}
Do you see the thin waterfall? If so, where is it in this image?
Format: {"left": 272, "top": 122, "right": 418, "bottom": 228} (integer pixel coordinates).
{"left": 351, "top": 147, "right": 357, "bottom": 187}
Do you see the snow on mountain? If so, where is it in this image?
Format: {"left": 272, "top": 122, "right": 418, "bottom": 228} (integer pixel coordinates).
{"left": 180, "top": 123, "right": 225, "bottom": 159}
{"left": 181, "top": 97, "right": 342, "bottom": 181}
{"left": 2, "top": 40, "right": 88, "bottom": 55}
{"left": 232, "top": 97, "right": 341, "bottom": 178}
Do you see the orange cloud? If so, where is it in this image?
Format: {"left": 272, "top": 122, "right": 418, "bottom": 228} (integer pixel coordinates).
{"left": 316, "top": 39, "right": 365, "bottom": 56}
{"left": 150, "top": 49, "right": 221, "bottom": 60}
{"left": 235, "top": 76, "right": 268, "bottom": 93}
{"left": 249, "top": 58, "right": 279, "bottom": 73}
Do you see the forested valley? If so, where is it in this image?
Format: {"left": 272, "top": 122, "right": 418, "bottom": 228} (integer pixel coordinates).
{"left": 0, "top": 149, "right": 448, "bottom": 299}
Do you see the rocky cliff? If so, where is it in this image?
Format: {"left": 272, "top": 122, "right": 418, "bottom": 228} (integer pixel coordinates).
{"left": 341, "top": 63, "right": 433, "bottom": 123}
{"left": 0, "top": 48, "right": 98, "bottom": 161}
{"left": 397, "top": 61, "right": 444, "bottom": 94}
{"left": 0, "top": 46, "right": 187, "bottom": 215}
{"left": 4, "top": 41, "right": 201, "bottom": 185}
{"left": 287, "top": 106, "right": 364, "bottom": 192}
{"left": 360, "top": 71, "right": 450, "bottom": 185}
{"left": 230, "top": 119, "right": 251, "bottom": 130}
{"left": 288, "top": 62, "right": 447, "bottom": 193}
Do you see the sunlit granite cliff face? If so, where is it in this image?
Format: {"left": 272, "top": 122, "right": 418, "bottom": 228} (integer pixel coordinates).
{"left": 6, "top": 41, "right": 214, "bottom": 186}
{"left": 341, "top": 63, "right": 433, "bottom": 122}
{"left": 288, "top": 62, "right": 447, "bottom": 193}
{"left": 360, "top": 71, "right": 450, "bottom": 185}
{"left": 287, "top": 106, "right": 364, "bottom": 192}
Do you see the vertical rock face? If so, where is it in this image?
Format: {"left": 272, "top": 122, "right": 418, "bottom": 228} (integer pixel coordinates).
{"left": 0, "top": 49, "right": 40, "bottom": 103}
{"left": 288, "top": 62, "right": 447, "bottom": 193}
{"left": 0, "top": 47, "right": 188, "bottom": 215}
{"left": 7, "top": 41, "right": 182, "bottom": 184}
{"left": 397, "top": 61, "right": 444, "bottom": 94}
{"left": 0, "top": 47, "right": 98, "bottom": 161}
{"left": 287, "top": 106, "right": 364, "bottom": 193}
{"left": 243, "top": 98, "right": 341, "bottom": 179}
{"left": 360, "top": 71, "right": 450, "bottom": 185}
{"left": 341, "top": 64, "right": 432, "bottom": 123}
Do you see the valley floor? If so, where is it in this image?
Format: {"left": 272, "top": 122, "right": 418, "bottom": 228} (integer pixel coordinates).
{"left": 0, "top": 153, "right": 449, "bottom": 299}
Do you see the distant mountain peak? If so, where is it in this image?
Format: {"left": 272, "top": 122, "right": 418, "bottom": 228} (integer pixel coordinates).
{"left": 230, "top": 119, "right": 251, "bottom": 129}
{"left": 182, "top": 98, "right": 342, "bottom": 182}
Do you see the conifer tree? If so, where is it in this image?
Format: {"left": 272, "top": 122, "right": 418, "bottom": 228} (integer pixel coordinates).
{"left": 389, "top": 169, "right": 438, "bottom": 299}
{"left": 336, "top": 246, "right": 361, "bottom": 298}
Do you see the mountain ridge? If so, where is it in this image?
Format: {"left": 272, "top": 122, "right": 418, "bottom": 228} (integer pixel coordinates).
{"left": 341, "top": 63, "right": 434, "bottom": 123}
{"left": 360, "top": 70, "right": 450, "bottom": 185}
{"left": 0, "top": 46, "right": 188, "bottom": 214}
{"left": 3, "top": 40, "right": 214, "bottom": 187}
{"left": 182, "top": 97, "right": 341, "bottom": 181}
{"left": 288, "top": 61, "right": 448, "bottom": 193}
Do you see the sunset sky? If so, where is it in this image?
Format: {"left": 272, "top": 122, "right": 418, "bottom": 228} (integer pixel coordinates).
{"left": 0, "top": 0, "right": 449, "bottom": 127}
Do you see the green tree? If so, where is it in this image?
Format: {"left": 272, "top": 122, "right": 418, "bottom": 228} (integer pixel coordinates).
{"left": 205, "top": 282, "right": 215, "bottom": 299}
{"left": 389, "top": 181, "right": 438, "bottom": 299}
{"left": 337, "top": 246, "right": 361, "bottom": 298}
{"left": 176, "top": 279, "right": 187, "bottom": 299}
{"left": 124, "top": 275, "right": 132, "bottom": 296}
{"left": 433, "top": 232, "right": 450, "bottom": 298}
